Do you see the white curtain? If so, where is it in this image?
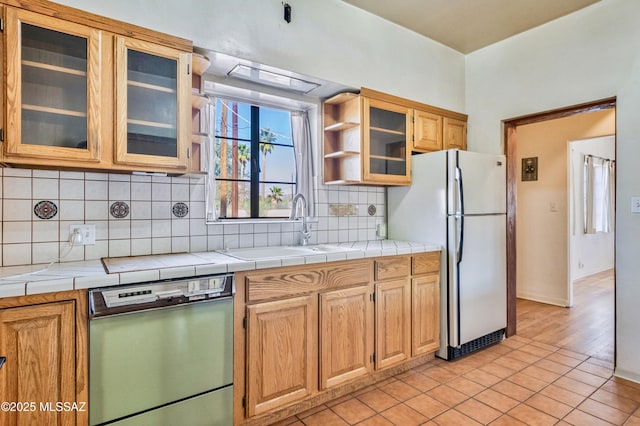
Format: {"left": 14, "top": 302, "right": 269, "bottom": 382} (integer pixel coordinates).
{"left": 205, "top": 100, "right": 218, "bottom": 221}
{"left": 291, "top": 110, "right": 316, "bottom": 217}
{"left": 583, "top": 155, "right": 615, "bottom": 234}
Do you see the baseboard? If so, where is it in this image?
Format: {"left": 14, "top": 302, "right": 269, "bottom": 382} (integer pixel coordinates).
{"left": 516, "top": 291, "right": 570, "bottom": 307}
{"left": 614, "top": 368, "right": 640, "bottom": 385}
{"left": 573, "top": 266, "right": 615, "bottom": 281}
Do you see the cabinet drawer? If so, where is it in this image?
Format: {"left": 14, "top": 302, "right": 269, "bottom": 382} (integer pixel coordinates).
{"left": 375, "top": 257, "right": 410, "bottom": 281}
{"left": 246, "top": 260, "right": 371, "bottom": 302}
{"left": 412, "top": 252, "right": 440, "bottom": 275}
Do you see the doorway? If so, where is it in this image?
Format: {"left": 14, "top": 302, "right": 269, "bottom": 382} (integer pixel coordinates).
{"left": 503, "top": 98, "right": 616, "bottom": 364}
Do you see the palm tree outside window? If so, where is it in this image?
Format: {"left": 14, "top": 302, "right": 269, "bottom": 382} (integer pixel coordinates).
{"left": 213, "top": 98, "right": 296, "bottom": 218}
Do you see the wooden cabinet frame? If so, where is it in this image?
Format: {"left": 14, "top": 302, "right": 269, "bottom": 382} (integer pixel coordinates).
{"left": 4, "top": 7, "right": 103, "bottom": 163}
{"left": 0, "top": 0, "right": 193, "bottom": 174}
{"left": 234, "top": 253, "right": 441, "bottom": 426}
{"left": 0, "top": 290, "right": 88, "bottom": 426}
{"left": 114, "top": 36, "right": 191, "bottom": 170}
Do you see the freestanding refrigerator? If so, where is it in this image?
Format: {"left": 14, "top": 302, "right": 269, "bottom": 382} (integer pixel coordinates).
{"left": 388, "top": 149, "right": 507, "bottom": 360}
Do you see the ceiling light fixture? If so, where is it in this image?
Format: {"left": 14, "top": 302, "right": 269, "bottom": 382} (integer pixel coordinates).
{"left": 227, "top": 64, "right": 320, "bottom": 94}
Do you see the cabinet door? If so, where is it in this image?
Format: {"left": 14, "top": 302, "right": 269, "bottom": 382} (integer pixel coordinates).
{"left": 362, "top": 98, "right": 412, "bottom": 185}
{"left": 375, "top": 279, "right": 411, "bottom": 370}
{"left": 5, "top": 8, "right": 102, "bottom": 163}
{"left": 319, "top": 285, "right": 373, "bottom": 389}
{"left": 414, "top": 110, "right": 443, "bottom": 152}
{"left": 412, "top": 274, "right": 440, "bottom": 356}
{"left": 114, "top": 36, "right": 190, "bottom": 170}
{"left": 246, "top": 295, "right": 317, "bottom": 417}
{"left": 443, "top": 117, "right": 467, "bottom": 151}
{"left": 0, "top": 301, "right": 76, "bottom": 426}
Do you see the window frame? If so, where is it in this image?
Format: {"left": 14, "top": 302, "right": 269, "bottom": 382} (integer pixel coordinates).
{"left": 212, "top": 98, "right": 297, "bottom": 220}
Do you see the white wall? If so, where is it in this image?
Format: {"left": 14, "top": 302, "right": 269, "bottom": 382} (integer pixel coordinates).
{"left": 466, "top": 0, "right": 640, "bottom": 381}
{"left": 52, "top": 0, "right": 465, "bottom": 112}
{"left": 570, "top": 136, "right": 615, "bottom": 280}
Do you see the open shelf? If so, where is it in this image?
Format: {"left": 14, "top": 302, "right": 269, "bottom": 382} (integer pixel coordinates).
{"left": 23, "top": 104, "right": 87, "bottom": 118}
{"left": 324, "top": 122, "right": 359, "bottom": 132}
{"left": 324, "top": 150, "right": 360, "bottom": 159}
{"left": 324, "top": 92, "right": 358, "bottom": 105}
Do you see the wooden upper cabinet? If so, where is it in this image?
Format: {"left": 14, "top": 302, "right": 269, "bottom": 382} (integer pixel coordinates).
{"left": 323, "top": 88, "right": 467, "bottom": 185}
{"left": 114, "top": 36, "right": 191, "bottom": 170}
{"left": 4, "top": 8, "right": 103, "bottom": 164}
{"left": 1, "top": 2, "right": 193, "bottom": 173}
{"left": 0, "top": 301, "right": 76, "bottom": 426}
{"left": 319, "top": 285, "right": 373, "bottom": 389}
{"left": 246, "top": 295, "right": 317, "bottom": 417}
{"left": 362, "top": 98, "right": 412, "bottom": 186}
{"left": 443, "top": 117, "right": 467, "bottom": 151}
{"left": 413, "top": 110, "right": 442, "bottom": 152}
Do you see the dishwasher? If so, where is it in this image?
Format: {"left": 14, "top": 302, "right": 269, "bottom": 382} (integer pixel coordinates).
{"left": 88, "top": 274, "right": 234, "bottom": 426}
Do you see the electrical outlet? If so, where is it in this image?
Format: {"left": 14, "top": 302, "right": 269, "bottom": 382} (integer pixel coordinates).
{"left": 70, "top": 224, "right": 96, "bottom": 245}
{"left": 632, "top": 197, "right": 640, "bottom": 213}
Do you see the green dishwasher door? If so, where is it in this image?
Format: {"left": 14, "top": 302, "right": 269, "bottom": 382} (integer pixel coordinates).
{"left": 89, "top": 298, "right": 233, "bottom": 425}
{"left": 109, "top": 386, "right": 233, "bottom": 426}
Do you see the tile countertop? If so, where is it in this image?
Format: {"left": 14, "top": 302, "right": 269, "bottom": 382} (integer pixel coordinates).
{"left": 0, "top": 240, "right": 440, "bottom": 298}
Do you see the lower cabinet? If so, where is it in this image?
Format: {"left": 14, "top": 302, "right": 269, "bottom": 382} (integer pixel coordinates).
{"left": 319, "top": 286, "right": 373, "bottom": 389}
{"left": 236, "top": 253, "right": 440, "bottom": 424}
{"left": 0, "top": 291, "right": 87, "bottom": 426}
{"left": 375, "top": 279, "right": 411, "bottom": 370}
{"left": 412, "top": 274, "right": 441, "bottom": 356}
{"left": 245, "top": 295, "right": 317, "bottom": 417}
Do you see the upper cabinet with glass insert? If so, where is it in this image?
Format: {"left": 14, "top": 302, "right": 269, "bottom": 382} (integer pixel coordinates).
{"left": 323, "top": 88, "right": 467, "bottom": 186}
{"left": 362, "top": 98, "right": 412, "bottom": 185}
{"left": 4, "top": 8, "right": 102, "bottom": 163}
{"left": 114, "top": 37, "right": 190, "bottom": 169}
{"left": 1, "top": 1, "right": 193, "bottom": 173}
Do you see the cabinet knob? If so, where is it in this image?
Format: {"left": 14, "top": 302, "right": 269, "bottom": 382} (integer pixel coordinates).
{"left": 0, "top": 356, "right": 5, "bottom": 369}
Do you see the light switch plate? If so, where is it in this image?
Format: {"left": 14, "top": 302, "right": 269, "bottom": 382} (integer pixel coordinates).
{"left": 632, "top": 197, "right": 640, "bottom": 213}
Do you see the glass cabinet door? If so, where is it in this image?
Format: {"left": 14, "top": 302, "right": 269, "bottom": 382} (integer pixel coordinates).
{"left": 362, "top": 98, "right": 412, "bottom": 184}
{"left": 4, "top": 8, "right": 102, "bottom": 161}
{"left": 114, "top": 37, "right": 190, "bottom": 169}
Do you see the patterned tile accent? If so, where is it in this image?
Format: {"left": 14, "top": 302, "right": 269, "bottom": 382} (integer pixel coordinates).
{"left": 33, "top": 200, "right": 58, "bottom": 220}
{"left": 110, "top": 201, "right": 130, "bottom": 219}
{"left": 172, "top": 202, "right": 189, "bottom": 218}
{"left": 368, "top": 204, "right": 377, "bottom": 216}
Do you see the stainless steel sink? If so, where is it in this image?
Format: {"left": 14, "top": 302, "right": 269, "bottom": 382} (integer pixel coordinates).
{"left": 220, "top": 244, "right": 357, "bottom": 261}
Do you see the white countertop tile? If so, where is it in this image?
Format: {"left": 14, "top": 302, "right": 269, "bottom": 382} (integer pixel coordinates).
{"left": 26, "top": 278, "right": 74, "bottom": 295}
{"left": 0, "top": 282, "right": 26, "bottom": 298}
{"left": 119, "top": 270, "right": 160, "bottom": 285}
{"left": 0, "top": 240, "right": 440, "bottom": 296}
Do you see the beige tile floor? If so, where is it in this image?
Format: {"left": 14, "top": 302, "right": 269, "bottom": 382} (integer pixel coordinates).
{"left": 273, "top": 336, "right": 640, "bottom": 425}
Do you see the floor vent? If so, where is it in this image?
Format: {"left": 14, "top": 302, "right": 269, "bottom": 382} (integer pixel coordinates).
{"left": 447, "top": 329, "right": 505, "bottom": 360}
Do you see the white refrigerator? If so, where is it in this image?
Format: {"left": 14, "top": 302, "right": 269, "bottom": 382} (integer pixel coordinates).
{"left": 388, "top": 149, "right": 507, "bottom": 360}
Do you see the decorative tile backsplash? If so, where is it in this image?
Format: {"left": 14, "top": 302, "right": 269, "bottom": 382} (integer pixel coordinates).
{"left": 0, "top": 168, "right": 385, "bottom": 267}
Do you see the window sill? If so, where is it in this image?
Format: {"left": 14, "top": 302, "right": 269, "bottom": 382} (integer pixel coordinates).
{"left": 206, "top": 217, "right": 317, "bottom": 225}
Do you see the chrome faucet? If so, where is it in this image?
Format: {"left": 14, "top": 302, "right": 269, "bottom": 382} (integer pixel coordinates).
{"left": 290, "top": 193, "right": 311, "bottom": 246}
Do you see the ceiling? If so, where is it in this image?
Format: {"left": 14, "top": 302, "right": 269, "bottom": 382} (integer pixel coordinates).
{"left": 340, "top": 0, "right": 601, "bottom": 53}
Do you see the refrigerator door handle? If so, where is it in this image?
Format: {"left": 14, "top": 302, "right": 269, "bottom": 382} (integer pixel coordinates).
{"left": 457, "top": 215, "right": 464, "bottom": 264}
{"left": 455, "top": 166, "right": 464, "bottom": 215}
{"left": 455, "top": 165, "right": 465, "bottom": 264}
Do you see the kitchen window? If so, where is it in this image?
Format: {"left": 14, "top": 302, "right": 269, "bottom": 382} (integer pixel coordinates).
{"left": 211, "top": 98, "right": 297, "bottom": 219}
